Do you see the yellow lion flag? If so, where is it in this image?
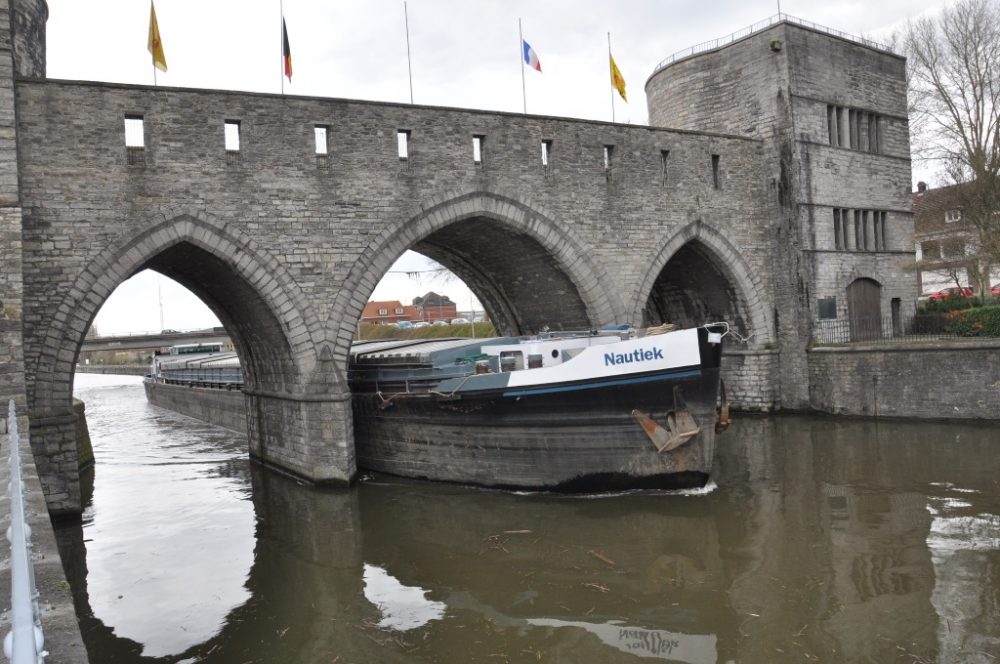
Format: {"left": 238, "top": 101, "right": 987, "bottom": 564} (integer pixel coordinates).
{"left": 148, "top": 1, "right": 167, "bottom": 72}
{"left": 610, "top": 54, "right": 626, "bottom": 102}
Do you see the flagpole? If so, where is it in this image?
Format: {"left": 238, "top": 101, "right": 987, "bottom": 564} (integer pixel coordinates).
{"left": 279, "top": 0, "right": 285, "bottom": 95}
{"left": 519, "top": 19, "right": 527, "bottom": 114}
{"left": 404, "top": 2, "right": 414, "bottom": 104}
{"left": 608, "top": 32, "right": 615, "bottom": 123}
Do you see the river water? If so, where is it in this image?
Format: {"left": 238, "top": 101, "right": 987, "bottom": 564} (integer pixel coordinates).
{"left": 58, "top": 373, "right": 1000, "bottom": 663}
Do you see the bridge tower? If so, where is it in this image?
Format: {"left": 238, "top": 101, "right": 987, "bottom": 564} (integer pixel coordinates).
{"left": 645, "top": 17, "right": 914, "bottom": 409}
{"left": 1, "top": 0, "right": 47, "bottom": 451}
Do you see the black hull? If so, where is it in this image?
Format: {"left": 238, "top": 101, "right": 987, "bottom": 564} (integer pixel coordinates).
{"left": 352, "top": 366, "right": 721, "bottom": 492}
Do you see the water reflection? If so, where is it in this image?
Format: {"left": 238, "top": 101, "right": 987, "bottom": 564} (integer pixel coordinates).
{"left": 57, "top": 374, "right": 1000, "bottom": 662}
{"left": 927, "top": 483, "right": 1000, "bottom": 662}
{"left": 60, "top": 375, "right": 255, "bottom": 659}
{"left": 363, "top": 565, "right": 446, "bottom": 631}
{"left": 526, "top": 619, "right": 716, "bottom": 662}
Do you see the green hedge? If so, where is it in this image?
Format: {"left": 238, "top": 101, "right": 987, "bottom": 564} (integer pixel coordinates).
{"left": 918, "top": 295, "right": 1000, "bottom": 314}
{"left": 918, "top": 295, "right": 975, "bottom": 314}
{"left": 945, "top": 306, "right": 1000, "bottom": 337}
{"left": 358, "top": 322, "right": 497, "bottom": 341}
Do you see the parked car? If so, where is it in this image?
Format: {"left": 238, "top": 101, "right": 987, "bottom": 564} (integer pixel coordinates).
{"left": 450, "top": 317, "right": 469, "bottom": 324}
{"left": 396, "top": 321, "right": 414, "bottom": 329}
{"left": 928, "top": 287, "right": 974, "bottom": 300}
{"left": 432, "top": 320, "right": 448, "bottom": 326}
{"left": 412, "top": 321, "right": 430, "bottom": 328}
{"left": 992, "top": 284, "right": 1000, "bottom": 296}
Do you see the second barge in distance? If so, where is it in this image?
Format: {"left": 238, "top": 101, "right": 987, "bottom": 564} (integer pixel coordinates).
{"left": 348, "top": 324, "right": 730, "bottom": 492}
{"left": 147, "top": 324, "right": 731, "bottom": 492}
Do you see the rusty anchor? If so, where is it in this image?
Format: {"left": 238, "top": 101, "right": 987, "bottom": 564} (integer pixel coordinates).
{"left": 715, "top": 380, "right": 731, "bottom": 434}
{"left": 632, "top": 386, "right": 701, "bottom": 453}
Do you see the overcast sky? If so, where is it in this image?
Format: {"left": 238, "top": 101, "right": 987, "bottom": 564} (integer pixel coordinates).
{"left": 45, "top": 0, "right": 945, "bottom": 334}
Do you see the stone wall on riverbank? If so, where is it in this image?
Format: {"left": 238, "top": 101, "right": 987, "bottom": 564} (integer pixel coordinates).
{"left": 808, "top": 341, "right": 1000, "bottom": 419}
{"left": 75, "top": 365, "right": 149, "bottom": 376}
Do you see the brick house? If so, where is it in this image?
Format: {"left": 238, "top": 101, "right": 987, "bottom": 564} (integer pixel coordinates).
{"left": 361, "top": 300, "right": 419, "bottom": 325}
{"left": 413, "top": 292, "right": 457, "bottom": 322}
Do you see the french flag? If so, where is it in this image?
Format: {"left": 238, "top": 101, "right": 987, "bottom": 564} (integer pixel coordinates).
{"left": 523, "top": 40, "right": 542, "bottom": 72}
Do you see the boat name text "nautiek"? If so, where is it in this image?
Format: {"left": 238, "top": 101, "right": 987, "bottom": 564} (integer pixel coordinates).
{"left": 604, "top": 347, "right": 664, "bottom": 366}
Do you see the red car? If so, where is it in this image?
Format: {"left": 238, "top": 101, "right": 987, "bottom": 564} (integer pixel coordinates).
{"left": 928, "top": 287, "right": 974, "bottom": 300}
{"left": 992, "top": 284, "right": 1000, "bottom": 296}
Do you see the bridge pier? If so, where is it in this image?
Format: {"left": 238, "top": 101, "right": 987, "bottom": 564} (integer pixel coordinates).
{"left": 27, "top": 409, "right": 84, "bottom": 516}
{"left": 246, "top": 391, "right": 356, "bottom": 485}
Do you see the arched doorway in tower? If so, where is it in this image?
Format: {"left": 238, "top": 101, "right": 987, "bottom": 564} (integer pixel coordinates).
{"left": 640, "top": 241, "right": 750, "bottom": 335}
{"left": 846, "top": 278, "right": 883, "bottom": 341}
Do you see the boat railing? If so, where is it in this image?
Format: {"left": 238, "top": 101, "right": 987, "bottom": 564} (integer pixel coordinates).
{"left": 158, "top": 367, "right": 245, "bottom": 387}
{"left": 350, "top": 363, "right": 481, "bottom": 392}
{"left": 3, "top": 399, "right": 48, "bottom": 664}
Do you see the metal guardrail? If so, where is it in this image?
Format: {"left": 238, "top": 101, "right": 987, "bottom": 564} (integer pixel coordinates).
{"left": 651, "top": 13, "right": 893, "bottom": 74}
{"left": 811, "top": 313, "right": 999, "bottom": 345}
{"left": 3, "top": 400, "right": 46, "bottom": 664}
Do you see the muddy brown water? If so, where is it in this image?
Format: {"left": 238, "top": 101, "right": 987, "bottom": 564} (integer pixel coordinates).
{"left": 59, "top": 374, "right": 1000, "bottom": 663}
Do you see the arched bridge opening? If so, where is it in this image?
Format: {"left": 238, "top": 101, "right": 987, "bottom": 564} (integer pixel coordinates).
{"left": 142, "top": 243, "right": 296, "bottom": 394}
{"left": 333, "top": 192, "right": 621, "bottom": 356}
{"left": 411, "top": 217, "right": 593, "bottom": 336}
{"left": 29, "top": 216, "right": 354, "bottom": 515}
{"left": 641, "top": 240, "right": 752, "bottom": 335}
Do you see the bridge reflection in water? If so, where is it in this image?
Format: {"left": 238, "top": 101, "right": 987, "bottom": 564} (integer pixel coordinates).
{"left": 56, "top": 374, "right": 1000, "bottom": 663}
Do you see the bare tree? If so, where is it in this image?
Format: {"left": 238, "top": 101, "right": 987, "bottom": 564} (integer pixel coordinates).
{"left": 903, "top": 0, "right": 1000, "bottom": 295}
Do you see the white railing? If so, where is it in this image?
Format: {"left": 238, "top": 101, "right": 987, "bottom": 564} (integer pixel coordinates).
{"left": 3, "top": 400, "right": 46, "bottom": 664}
{"left": 651, "top": 13, "right": 893, "bottom": 74}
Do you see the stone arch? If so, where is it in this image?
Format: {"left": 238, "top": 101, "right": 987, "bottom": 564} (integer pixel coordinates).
{"left": 328, "top": 189, "right": 622, "bottom": 364}
{"left": 633, "top": 220, "right": 772, "bottom": 344}
{"left": 30, "top": 213, "right": 324, "bottom": 418}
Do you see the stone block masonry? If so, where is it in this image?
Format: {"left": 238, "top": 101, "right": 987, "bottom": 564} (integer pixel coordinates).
{"left": 722, "top": 349, "right": 779, "bottom": 411}
{"left": 808, "top": 342, "right": 1000, "bottom": 420}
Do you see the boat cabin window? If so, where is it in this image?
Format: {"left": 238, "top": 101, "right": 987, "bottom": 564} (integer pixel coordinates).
{"left": 499, "top": 350, "right": 524, "bottom": 372}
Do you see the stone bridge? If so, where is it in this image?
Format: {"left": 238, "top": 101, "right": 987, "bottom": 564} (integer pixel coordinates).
{"left": 0, "top": 1, "right": 914, "bottom": 514}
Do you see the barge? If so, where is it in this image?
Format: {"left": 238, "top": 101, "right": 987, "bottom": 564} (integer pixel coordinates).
{"left": 348, "top": 324, "right": 730, "bottom": 492}
{"left": 148, "top": 324, "right": 731, "bottom": 492}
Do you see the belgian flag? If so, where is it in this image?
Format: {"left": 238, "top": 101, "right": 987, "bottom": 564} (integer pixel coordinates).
{"left": 282, "top": 18, "right": 292, "bottom": 82}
